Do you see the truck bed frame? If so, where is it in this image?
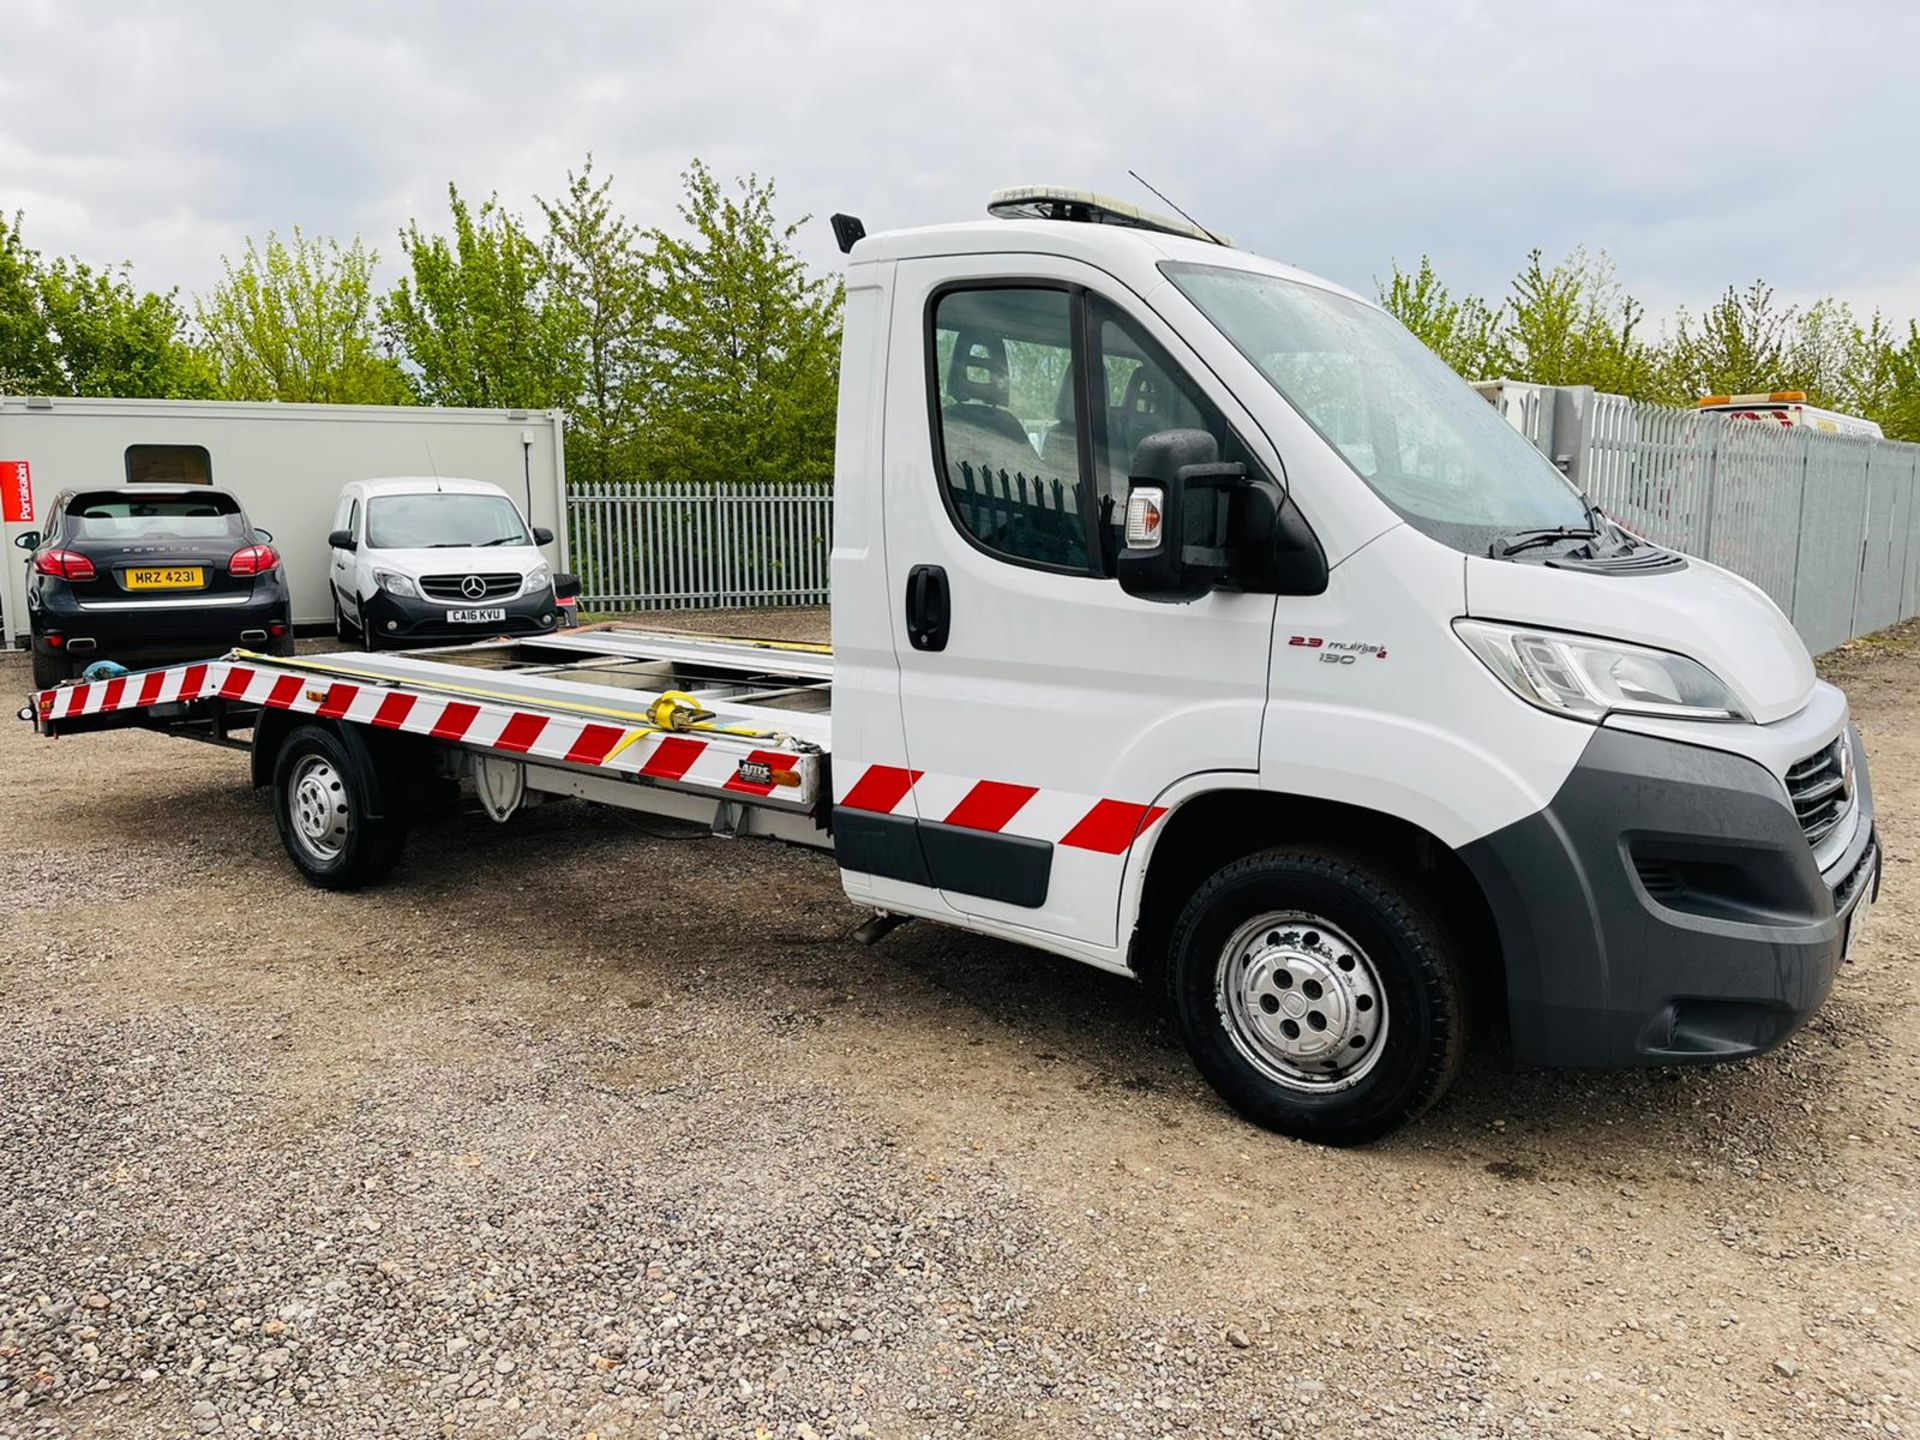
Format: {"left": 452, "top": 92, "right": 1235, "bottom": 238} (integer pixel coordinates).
{"left": 29, "top": 626, "right": 839, "bottom": 849}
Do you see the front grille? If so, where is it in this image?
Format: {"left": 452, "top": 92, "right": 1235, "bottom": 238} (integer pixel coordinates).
{"left": 1785, "top": 738, "right": 1851, "bottom": 849}
{"left": 419, "top": 572, "right": 520, "bottom": 602}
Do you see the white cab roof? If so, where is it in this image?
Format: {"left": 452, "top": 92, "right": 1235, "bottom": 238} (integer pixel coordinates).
{"left": 347, "top": 476, "right": 511, "bottom": 499}
{"left": 849, "top": 218, "right": 1372, "bottom": 309}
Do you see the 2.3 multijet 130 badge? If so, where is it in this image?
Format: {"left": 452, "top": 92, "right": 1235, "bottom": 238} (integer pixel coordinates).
{"left": 1288, "top": 635, "right": 1388, "bottom": 664}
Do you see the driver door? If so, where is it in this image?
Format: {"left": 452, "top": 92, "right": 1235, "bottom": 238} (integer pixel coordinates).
{"left": 879, "top": 255, "right": 1277, "bottom": 953}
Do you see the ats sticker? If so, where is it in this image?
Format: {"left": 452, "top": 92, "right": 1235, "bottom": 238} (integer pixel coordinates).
{"left": 2, "top": 460, "right": 31, "bottom": 524}
{"left": 735, "top": 760, "right": 776, "bottom": 787}
{"left": 1289, "top": 635, "right": 1387, "bottom": 664}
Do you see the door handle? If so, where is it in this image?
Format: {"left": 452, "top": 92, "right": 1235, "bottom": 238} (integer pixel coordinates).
{"left": 905, "top": 564, "right": 950, "bottom": 651}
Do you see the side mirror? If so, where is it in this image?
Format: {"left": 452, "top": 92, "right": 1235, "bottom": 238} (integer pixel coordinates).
{"left": 13, "top": 531, "right": 39, "bottom": 550}
{"left": 1116, "top": 429, "right": 1244, "bottom": 603}
{"left": 327, "top": 529, "right": 355, "bottom": 551}
{"left": 552, "top": 571, "right": 582, "bottom": 601}
{"left": 531, "top": 525, "right": 554, "bottom": 547}
{"left": 254, "top": 527, "right": 274, "bottom": 544}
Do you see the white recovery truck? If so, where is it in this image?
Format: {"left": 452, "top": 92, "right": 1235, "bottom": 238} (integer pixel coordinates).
{"left": 21, "top": 190, "right": 1881, "bottom": 1144}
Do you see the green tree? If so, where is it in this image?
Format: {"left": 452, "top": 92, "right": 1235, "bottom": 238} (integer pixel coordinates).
{"left": 538, "top": 157, "right": 648, "bottom": 485}
{"left": 1504, "top": 248, "right": 1664, "bottom": 400}
{"left": 196, "top": 229, "right": 409, "bottom": 403}
{"left": 1, "top": 211, "right": 214, "bottom": 399}
{"left": 1667, "top": 280, "right": 1792, "bottom": 403}
{"left": 1377, "top": 256, "right": 1505, "bottom": 379}
{"left": 40, "top": 257, "right": 216, "bottom": 399}
{"left": 382, "top": 184, "right": 577, "bottom": 409}
{"left": 633, "top": 160, "right": 841, "bottom": 487}
{"left": 0, "top": 212, "right": 60, "bottom": 393}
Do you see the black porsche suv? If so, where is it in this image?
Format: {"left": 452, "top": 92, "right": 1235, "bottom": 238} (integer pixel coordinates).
{"left": 17, "top": 485, "right": 294, "bottom": 689}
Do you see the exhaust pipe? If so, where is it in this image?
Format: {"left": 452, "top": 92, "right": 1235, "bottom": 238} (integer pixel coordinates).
{"left": 65, "top": 637, "right": 98, "bottom": 654}
{"left": 240, "top": 629, "right": 268, "bottom": 644}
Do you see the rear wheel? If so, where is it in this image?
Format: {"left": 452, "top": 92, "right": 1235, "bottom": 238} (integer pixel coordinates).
{"left": 1166, "top": 846, "right": 1468, "bottom": 1145}
{"left": 271, "top": 724, "right": 406, "bottom": 889}
{"left": 31, "top": 648, "right": 70, "bottom": 690}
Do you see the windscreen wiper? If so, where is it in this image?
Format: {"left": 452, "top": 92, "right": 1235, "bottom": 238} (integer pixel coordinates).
{"left": 1488, "top": 526, "right": 1600, "bottom": 559}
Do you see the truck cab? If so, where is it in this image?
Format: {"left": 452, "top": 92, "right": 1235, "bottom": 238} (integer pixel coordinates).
{"left": 825, "top": 191, "right": 1879, "bottom": 1142}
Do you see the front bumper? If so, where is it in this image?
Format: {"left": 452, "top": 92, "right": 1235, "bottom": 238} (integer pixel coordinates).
{"left": 1462, "top": 723, "right": 1878, "bottom": 1068}
{"left": 362, "top": 586, "right": 558, "bottom": 643}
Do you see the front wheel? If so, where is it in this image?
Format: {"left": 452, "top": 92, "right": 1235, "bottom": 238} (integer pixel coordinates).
{"left": 271, "top": 724, "right": 406, "bottom": 889}
{"left": 1166, "top": 846, "right": 1468, "bottom": 1145}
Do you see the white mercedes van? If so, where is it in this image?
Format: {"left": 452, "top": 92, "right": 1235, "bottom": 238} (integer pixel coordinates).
{"left": 326, "top": 477, "right": 559, "bottom": 649}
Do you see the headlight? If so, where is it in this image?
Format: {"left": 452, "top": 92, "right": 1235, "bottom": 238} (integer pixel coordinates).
{"left": 525, "top": 563, "right": 551, "bottom": 593}
{"left": 373, "top": 569, "right": 418, "bottom": 599}
{"left": 1454, "top": 620, "right": 1747, "bottom": 723}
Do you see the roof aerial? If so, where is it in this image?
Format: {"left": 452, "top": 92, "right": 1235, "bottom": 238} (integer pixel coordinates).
{"left": 986, "top": 186, "right": 1234, "bottom": 248}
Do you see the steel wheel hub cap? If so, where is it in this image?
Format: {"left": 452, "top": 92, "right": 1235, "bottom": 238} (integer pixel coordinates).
{"left": 289, "top": 756, "right": 350, "bottom": 861}
{"left": 1216, "top": 913, "right": 1388, "bottom": 1092}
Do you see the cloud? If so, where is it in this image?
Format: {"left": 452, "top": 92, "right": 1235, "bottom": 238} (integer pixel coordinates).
{"left": 1, "top": 0, "right": 1915, "bottom": 325}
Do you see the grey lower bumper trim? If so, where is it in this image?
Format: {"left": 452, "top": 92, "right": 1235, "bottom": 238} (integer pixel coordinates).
{"left": 1461, "top": 723, "right": 1876, "bottom": 1069}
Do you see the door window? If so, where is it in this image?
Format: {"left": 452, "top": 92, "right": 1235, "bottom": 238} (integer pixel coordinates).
{"left": 929, "top": 287, "right": 1089, "bottom": 571}
{"left": 1088, "top": 299, "right": 1254, "bottom": 564}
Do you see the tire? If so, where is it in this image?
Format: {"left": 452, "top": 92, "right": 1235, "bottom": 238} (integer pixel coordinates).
{"left": 31, "top": 648, "right": 70, "bottom": 690}
{"left": 270, "top": 723, "right": 406, "bottom": 889}
{"left": 358, "top": 601, "right": 381, "bottom": 652}
{"left": 332, "top": 591, "right": 350, "bottom": 643}
{"left": 1165, "top": 846, "right": 1468, "bottom": 1145}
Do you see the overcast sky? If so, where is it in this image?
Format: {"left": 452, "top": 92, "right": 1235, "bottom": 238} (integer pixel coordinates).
{"left": 3, "top": 0, "right": 1916, "bottom": 333}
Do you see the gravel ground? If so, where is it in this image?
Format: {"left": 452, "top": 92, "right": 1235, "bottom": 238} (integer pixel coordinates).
{"left": 1, "top": 611, "right": 1915, "bottom": 1440}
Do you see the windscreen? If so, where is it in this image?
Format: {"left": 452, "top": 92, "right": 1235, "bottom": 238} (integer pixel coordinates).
{"left": 366, "top": 493, "right": 529, "bottom": 550}
{"left": 1163, "top": 262, "right": 1591, "bottom": 553}
{"left": 68, "top": 492, "right": 247, "bottom": 541}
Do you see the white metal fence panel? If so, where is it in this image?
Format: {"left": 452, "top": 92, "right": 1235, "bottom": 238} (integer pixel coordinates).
{"left": 1859, "top": 444, "right": 1915, "bottom": 635}
{"left": 1904, "top": 451, "right": 1920, "bottom": 622}
{"left": 1791, "top": 435, "right": 1873, "bottom": 653}
{"left": 1704, "top": 418, "right": 1804, "bottom": 614}
{"left": 1584, "top": 398, "right": 1716, "bottom": 554}
{"left": 566, "top": 482, "right": 833, "bottom": 612}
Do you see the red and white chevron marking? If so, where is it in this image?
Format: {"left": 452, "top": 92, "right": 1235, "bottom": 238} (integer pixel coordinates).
{"left": 836, "top": 763, "right": 1166, "bottom": 855}
{"left": 36, "top": 663, "right": 1168, "bottom": 850}
{"left": 34, "top": 661, "right": 811, "bottom": 802}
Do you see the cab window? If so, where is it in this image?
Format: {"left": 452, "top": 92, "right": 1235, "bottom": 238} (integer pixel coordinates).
{"left": 926, "top": 285, "right": 1268, "bottom": 576}
{"left": 929, "top": 286, "right": 1088, "bottom": 571}
{"left": 1088, "top": 298, "right": 1259, "bottom": 564}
